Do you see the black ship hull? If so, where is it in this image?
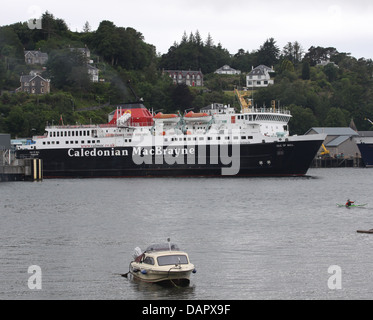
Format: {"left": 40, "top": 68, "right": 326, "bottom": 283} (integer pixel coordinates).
{"left": 356, "top": 143, "right": 373, "bottom": 167}
{"left": 16, "top": 139, "right": 323, "bottom": 178}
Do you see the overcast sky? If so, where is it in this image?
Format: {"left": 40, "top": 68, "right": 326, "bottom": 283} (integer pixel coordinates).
{"left": 2, "top": 0, "right": 373, "bottom": 59}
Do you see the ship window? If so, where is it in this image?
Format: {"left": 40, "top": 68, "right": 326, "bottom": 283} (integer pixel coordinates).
{"left": 248, "top": 136, "right": 253, "bottom": 139}
{"left": 87, "top": 140, "right": 91, "bottom": 144}
{"left": 72, "top": 131, "right": 74, "bottom": 136}
{"left": 66, "top": 141, "right": 69, "bottom": 144}
{"left": 80, "top": 131, "right": 82, "bottom": 136}
{"left": 241, "top": 136, "right": 246, "bottom": 139}
{"left": 56, "top": 141, "right": 59, "bottom": 145}
{"left": 43, "top": 142, "right": 46, "bottom": 145}
{"left": 47, "top": 142, "right": 50, "bottom": 145}
{"left": 57, "top": 132, "right": 59, "bottom": 137}
{"left": 53, "top": 132, "right": 56, "bottom": 137}
{"left": 81, "top": 141, "right": 84, "bottom": 144}
{"left": 75, "top": 141, "right": 78, "bottom": 144}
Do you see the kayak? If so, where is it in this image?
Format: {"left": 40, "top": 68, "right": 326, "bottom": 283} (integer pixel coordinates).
{"left": 337, "top": 203, "right": 367, "bottom": 208}
{"left": 357, "top": 229, "right": 373, "bottom": 234}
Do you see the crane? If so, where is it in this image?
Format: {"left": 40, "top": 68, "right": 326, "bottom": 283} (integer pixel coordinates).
{"left": 320, "top": 144, "right": 330, "bottom": 157}
{"left": 234, "top": 89, "right": 252, "bottom": 113}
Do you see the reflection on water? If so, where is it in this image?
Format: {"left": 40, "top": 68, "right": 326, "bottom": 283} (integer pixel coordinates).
{"left": 125, "top": 274, "right": 197, "bottom": 300}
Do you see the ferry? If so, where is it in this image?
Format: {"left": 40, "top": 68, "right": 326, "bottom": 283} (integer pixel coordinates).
{"left": 15, "top": 102, "right": 326, "bottom": 178}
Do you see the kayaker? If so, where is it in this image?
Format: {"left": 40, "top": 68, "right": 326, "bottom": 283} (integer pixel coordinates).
{"left": 346, "top": 199, "right": 355, "bottom": 207}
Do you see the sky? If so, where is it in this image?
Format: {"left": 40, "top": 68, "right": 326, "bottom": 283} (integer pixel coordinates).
{"left": 2, "top": 0, "right": 373, "bottom": 59}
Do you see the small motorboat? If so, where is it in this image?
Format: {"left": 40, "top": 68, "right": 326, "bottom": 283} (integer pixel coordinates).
{"left": 128, "top": 239, "right": 196, "bottom": 286}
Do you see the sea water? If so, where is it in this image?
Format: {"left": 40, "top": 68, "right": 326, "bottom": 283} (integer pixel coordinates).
{"left": 1, "top": 168, "right": 373, "bottom": 300}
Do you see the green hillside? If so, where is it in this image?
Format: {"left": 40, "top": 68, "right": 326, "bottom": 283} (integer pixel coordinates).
{"left": 1, "top": 12, "right": 373, "bottom": 138}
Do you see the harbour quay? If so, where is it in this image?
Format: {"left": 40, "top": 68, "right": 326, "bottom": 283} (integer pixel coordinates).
{"left": 0, "top": 157, "right": 43, "bottom": 182}
{"left": 311, "top": 156, "right": 364, "bottom": 168}
{"left": 1, "top": 134, "right": 42, "bottom": 182}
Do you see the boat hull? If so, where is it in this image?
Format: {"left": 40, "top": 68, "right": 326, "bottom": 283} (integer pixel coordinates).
{"left": 16, "top": 138, "right": 324, "bottom": 178}
{"left": 129, "top": 265, "right": 193, "bottom": 286}
{"left": 356, "top": 143, "right": 373, "bottom": 167}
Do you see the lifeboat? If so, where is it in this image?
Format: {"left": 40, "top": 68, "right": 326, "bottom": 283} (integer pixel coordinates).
{"left": 184, "top": 111, "right": 212, "bottom": 123}
{"left": 153, "top": 112, "right": 180, "bottom": 124}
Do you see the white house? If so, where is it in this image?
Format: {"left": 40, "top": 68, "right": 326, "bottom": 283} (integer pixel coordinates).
{"left": 246, "top": 65, "right": 274, "bottom": 88}
{"left": 87, "top": 65, "right": 99, "bottom": 83}
{"left": 215, "top": 65, "right": 241, "bottom": 75}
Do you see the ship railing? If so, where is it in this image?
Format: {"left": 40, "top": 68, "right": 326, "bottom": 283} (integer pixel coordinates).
{"left": 245, "top": 108, "right": 291, "bottom": 115}
{"left": 47, "top": 124, "right": 102, "bottom": 129}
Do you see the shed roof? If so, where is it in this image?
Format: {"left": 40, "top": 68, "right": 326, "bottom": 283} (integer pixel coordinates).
{"left": 358, "top": 131, "right": 373, "bottom": 137}
{"left": 306, "top": 127, "right": 359, "bottom": 136}
{"left": 325, "top": 136, "right": 350, "bottom": 147}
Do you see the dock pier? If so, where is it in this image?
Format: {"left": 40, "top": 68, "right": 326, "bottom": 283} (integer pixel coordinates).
{"left": 311, "top": 156, "right": 364, "bottom": 168}
{"left": 1, "top": 152, "right": 43, "bottom": 182}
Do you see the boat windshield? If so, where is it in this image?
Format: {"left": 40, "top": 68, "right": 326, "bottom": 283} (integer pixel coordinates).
{"left": 157, "top": 255, "right": 188, "bottom": 266}
{"left": 146, "top": 243, "right": 179, "bottom": 252}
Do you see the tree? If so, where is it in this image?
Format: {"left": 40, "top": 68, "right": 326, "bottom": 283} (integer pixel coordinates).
{"left": 279, "top": 59, "right": 294, "bottom": 73}
{"left": 324, "top": 107, "right": 348, "bottom": 127}
{"left": 323, "top": 63, "right": 338, "bottom": 82}
{"left": 256, "top": 38, "right": 279, "bottom": 66}
{"left": 302, "top": 61, "right": 310, "bottom": 80}
{"left": 205, "top": 33, "right": 214, "bottom": 48}
{"left": 288, "top": 105, "right": 318, "bottom": 135}
{"left": 171, "top": 84, "right": 194, "bottom": 111}
{"left": 41, "top": 11, "right": 68, "bottom": 40}
{"left": 83, "top": 21, "right": 91, "bottom": 33}
{"left": 304, "top": 46, "right": 339, "bottom": 66}
{"left": 93, "top": 20, "right": 119, "bottom": 66}
{"left": 46, "top": 49, "right": 90, "bottom": 90}
{"left": 282, "top": 41, "right": 303, "bottom": 64}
